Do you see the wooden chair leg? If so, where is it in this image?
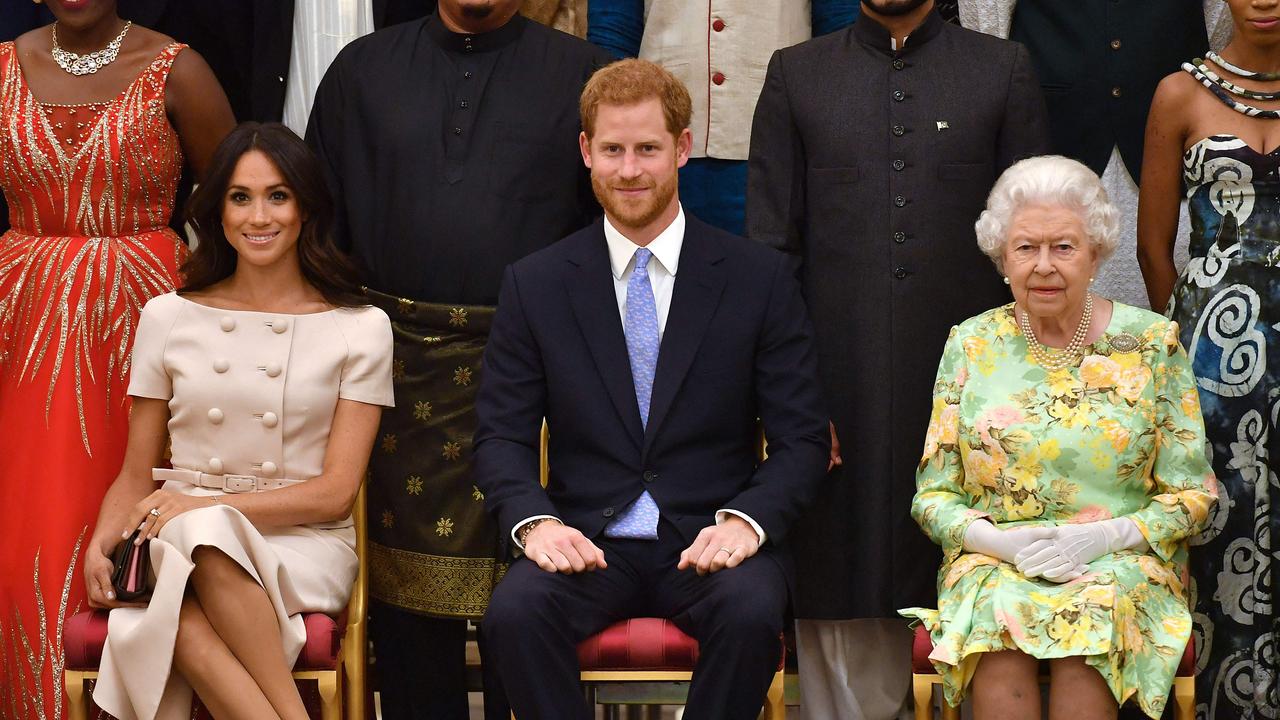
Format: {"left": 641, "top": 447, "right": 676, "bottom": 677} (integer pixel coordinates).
{"left": 1174, "top": 676, "right": 1195, "bottom": 720}
{"left": 317, "top": 671, "right": 341, "bottom": 720}
{"left": 763, "top": 667, "right": 785, "bottom": 720}
{"left": 912, "top": 674, "right": 935, "bottom": 720}
{"left": 64, "top": 671, "right": 89, "bottom": 720}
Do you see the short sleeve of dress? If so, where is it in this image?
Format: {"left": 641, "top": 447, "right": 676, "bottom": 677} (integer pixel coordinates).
{"left": 334, "top": 306, "right": 395, "bottom": 407}
{"left": 127, "top": 293, "right": 183, "bottom": 400}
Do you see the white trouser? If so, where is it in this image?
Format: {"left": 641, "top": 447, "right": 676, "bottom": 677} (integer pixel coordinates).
{"left": 795, "top": 618, "right": 914, "bottom": 720}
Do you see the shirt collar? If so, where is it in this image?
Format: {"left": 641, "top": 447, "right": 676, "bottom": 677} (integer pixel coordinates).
{"left": 854, "top": 8, "right": 942, "bottom": 55}
{"left": 605, "top": 205, "right": 685, "bottom": 281}
{"left": 423, "top": 11, "right": 525, "bottom": 54}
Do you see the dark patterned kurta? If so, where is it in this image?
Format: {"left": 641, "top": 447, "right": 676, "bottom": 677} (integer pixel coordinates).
{"left": 307, "top": 15, "right": 608, "bottom": 618}
{"left": 1169, "top": 133, "right": 1280, "bottom": 718}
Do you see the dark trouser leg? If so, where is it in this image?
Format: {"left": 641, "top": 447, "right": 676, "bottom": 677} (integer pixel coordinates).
{"left": 655, "top": 552, "right": 788, "bottom": 720}
{"left": 370, "top": 600, "right": 468, "bottom": 720}
{"left": 483, "top": 551, "right": 644, "bottom": 720}
{"left": 477, "top": 621, "right": 511, "bottom": 720}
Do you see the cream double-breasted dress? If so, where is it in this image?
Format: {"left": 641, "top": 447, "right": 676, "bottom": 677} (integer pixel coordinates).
{"left": 94, "top": 292, "right": 393, "bottom": 720}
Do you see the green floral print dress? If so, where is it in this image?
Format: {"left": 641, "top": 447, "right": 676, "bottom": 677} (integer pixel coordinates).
{"left": 900, "top": 302, "right": 1217, "bottom": 718}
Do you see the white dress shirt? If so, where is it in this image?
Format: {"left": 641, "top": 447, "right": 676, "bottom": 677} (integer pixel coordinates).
{"left": 512, "top": 206, "right": 766, "bottom": 550}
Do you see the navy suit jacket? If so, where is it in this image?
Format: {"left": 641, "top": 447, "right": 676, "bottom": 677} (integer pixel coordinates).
{"left": 473, "top": 215, "right": 829, "bottom": 566}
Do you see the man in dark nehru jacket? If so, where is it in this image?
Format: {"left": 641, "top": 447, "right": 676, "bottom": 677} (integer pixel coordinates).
{"left": 747, "top": 0, "right": 1050, "bottom": 717}
{"left": 305, "top": 1, "right": 609, "bottom": 717}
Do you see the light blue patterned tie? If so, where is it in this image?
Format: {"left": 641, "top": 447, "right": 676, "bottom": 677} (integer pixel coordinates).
{"left": 604, "top": 247, "right": 661, "bottom": 540}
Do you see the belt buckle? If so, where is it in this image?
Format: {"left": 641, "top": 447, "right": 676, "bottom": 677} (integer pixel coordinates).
{"left": 222, "top": 474, "right": 257, "bottom": 493}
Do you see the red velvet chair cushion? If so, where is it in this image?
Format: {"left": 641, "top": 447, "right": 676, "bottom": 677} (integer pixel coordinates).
{"left": 578, "top": 618, "right": 700, "bottom": 671}
{"left": 64, "top": 610, "right": 344, "bottom": 671}
{"left": 911, "top": 624, "right": 1195, "bottom": 677}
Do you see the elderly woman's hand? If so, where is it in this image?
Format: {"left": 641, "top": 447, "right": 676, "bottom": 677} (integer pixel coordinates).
{"left": 963, "top": 519, "right": 1058, "bottom": 565}
{"left": 1015, "top": 518, "right": 1148, "bottom": 581}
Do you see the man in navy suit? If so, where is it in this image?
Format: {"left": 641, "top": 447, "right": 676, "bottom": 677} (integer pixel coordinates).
{"left": 474, "top": 59, "right": 829, "bottom": 718}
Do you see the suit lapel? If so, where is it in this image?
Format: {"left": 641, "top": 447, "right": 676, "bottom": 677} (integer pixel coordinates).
{"left": 566, "top": 226, "right": 645, "bottom": 447}
{"left": 643, "top": 224, "right": 727, "bottom": 456}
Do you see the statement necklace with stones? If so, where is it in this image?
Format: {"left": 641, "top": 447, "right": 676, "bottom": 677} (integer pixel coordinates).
{"left": 1207, "top": 50, "right": 1280, "bottom": 81}
{"left": 1018, "top": 293, "right": 1093, "bottom": 372}
{"left": 51, "top": 21, "right": 131, "bottom": 76}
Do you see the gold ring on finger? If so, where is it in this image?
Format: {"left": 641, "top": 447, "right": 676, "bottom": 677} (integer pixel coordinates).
{"left": 716, "top": 546, "right": 732, "bottom": 555}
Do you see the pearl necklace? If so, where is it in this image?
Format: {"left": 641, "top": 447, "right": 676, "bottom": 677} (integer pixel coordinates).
{"left": 51, "top": 21, "right": 131, "bottom": 77}
{"left": 1018, "top": 294, "right": 1093, "bottom": 371}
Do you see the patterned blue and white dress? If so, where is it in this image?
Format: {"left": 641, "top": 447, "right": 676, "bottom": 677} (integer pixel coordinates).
{"left": 1169, "top": 131, "right": 1280, "bottom": 719}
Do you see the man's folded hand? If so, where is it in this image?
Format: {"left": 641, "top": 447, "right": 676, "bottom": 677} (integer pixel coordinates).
{"left": 524, "top": 522, "right": 608, "bottom": 574}
{"left": 678, "top": 515, "right": 760, "bottom": 576}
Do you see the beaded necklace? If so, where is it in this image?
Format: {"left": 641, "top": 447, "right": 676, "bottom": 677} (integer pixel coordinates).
{"left": 1018, "top": 294, "right": 1093, "bottom": 372}
{"left": 1182, "top": 61, "right": 1280, "bottom": 119}
{"left": 1207, "top": 50, "right": 1280, "bottom": 81}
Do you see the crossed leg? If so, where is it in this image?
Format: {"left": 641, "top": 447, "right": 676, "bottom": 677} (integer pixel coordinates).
{"left": 171, "top": 546, "right": 307, "bottom": 720}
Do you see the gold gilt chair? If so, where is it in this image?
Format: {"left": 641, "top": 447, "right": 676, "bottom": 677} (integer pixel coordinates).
{"left": 513, "top": 423, "right": 786, "bottom": 719}
{"left": 63, "top": 486, "right": 369, "bottom": 720}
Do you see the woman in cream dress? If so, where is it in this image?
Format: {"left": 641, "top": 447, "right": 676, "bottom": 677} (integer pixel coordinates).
{"left": 82, "top": 122, "right": 392, "bottom": 720}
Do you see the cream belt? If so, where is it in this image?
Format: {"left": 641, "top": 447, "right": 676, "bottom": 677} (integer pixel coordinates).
{"left": 153, "top": 468, "right": 304, "bottom": 493}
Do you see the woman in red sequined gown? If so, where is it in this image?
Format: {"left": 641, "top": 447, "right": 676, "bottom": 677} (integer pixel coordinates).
{"left": 0, "top": 2, "right": 233, "bottom": 716}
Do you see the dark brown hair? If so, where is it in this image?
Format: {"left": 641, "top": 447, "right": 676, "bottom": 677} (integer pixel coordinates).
{"left": 580, "top": 59, "right": 692, "bottom": 140}
{"left": 179, "top": 122, "right": 365, "bottom": 307}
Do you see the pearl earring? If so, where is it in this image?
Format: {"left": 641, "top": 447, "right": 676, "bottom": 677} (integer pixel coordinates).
{"left": 1003, "top": 277, "right": 1010, "bottom": 285}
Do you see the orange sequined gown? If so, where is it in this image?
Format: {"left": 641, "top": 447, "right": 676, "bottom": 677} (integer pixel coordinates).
{"left": 0, "top": 42, "right": 188, "bottom": 719}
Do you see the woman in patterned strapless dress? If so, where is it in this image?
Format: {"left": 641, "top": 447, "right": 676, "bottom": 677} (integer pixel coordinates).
{"left": 1137, "top": 1, "right": 1280, "bottom": 716}
{"left": 0, "top": 1, "right": 233, "bottom": 716}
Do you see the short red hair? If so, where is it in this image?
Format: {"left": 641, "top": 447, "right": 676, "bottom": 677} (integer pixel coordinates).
{"left": 580, "top": 59, "right": 692, "bottom": 140}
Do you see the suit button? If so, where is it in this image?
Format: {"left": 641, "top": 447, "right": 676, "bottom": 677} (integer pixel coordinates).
{"left": 212, "top": 358, "right": 230, "bottom": 373}
{"left": 1111, "top": 86, "right": 1123, "bottom": 97}
{"left": 208, "top": 408, "right": 224, "bottom": 424}
{"left": 603, "top": 507, "right": 615, "bottom": 518}
{"left": 894, "top": 195, "right": 906, "bottom": 207}
{"left": 209, "top": 457, "right": 224, "bottom": 474}
{"left": 893, "top": 59, "right": 905, "bottom": 70}
{"left": 271, "top": 318, "right": 289, "bottom": 334}
{"left": 265, "top": 362, "right": 282, "bottom": 377}
{"left": 643, "top": 470, "right": 656, "bottom": 482}
{"left": 893, "top": 90, "right": 905, "bottom": 101}
{"left": 894, "top": 267, "right": 908, "bottom": 279}
{"left": 1110, "top": 38, "right": 1122, "bottom": 50}
{"left": 712, "top": 72, "right": 726, "bottom": 85}
{"left": 892, "top": 124, "right": 905, "bottom": 136}
{"left": 261, "top": 461, "right": 278, "bottom": 476}
{"left": 220, "top": 316, "right": 236, "bottom": 332}
{"left": 262, "top": 411, "right": 279, "bottom": 428}
{"left": 464, "top": 71, "right": 473, "bottom": 79}
{"left": 892, "top": 159, "right": 905, "bottom": 171}
{"left": 712, "top": 18, "right": 725, "bottom": 31}
{"left": 893, "top": 231, "right": 906, "bottom": 243}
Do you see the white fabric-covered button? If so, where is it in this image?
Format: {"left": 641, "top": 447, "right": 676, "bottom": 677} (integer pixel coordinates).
{"left": 212, "top": 358, "right": 230, "bottom": 373}
{"left": 260, "top": 461, "right": 278, "bottom": 476}
{"left": 265, "top": 362, "right": 282, "bottom": 377}
{"left": 261, "top": 411, "right": 279, "bottom": 428}
{"left": 220, "top": 316, "right": 236, "bottom": 332}
{"left": 207, "top": 408, "right": 224, "bottom": 424}
{"left": 209, "top": 457, "right": 224, "bottom": 474}
{"left": 271, "top": 318, "right": 289, "bottom": 334}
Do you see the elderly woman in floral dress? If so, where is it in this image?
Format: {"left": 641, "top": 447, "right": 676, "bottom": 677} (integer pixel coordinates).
{"left": 901, "top": 155, "right": 1217, "bottom": 720}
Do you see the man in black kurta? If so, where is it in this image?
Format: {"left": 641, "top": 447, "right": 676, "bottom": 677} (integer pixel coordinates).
{"left": 746, "top": 1, "right": 1050, "bottom": 717}
{"left": 306, "top": 4, "right": 608, "bottom": 717}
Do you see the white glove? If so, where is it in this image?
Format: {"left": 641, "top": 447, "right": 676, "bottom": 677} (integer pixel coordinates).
{"left": 962, "top": 519, "right": 1056, "bottom": 565}
{"left": 1015, "top": 518, "right": 1148, "bottom": 581}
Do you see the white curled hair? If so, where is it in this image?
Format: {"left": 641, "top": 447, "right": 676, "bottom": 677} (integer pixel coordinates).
{"left": 974, "top": 155, "right": 1119, "bottom": 272}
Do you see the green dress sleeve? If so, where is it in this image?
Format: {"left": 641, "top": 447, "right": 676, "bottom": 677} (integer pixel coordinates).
{"left": 1124, "top": 319, "right": 1218, "bottom": 562}
{"left": 912, "top": 326, "right": 986, "bottom": 565}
